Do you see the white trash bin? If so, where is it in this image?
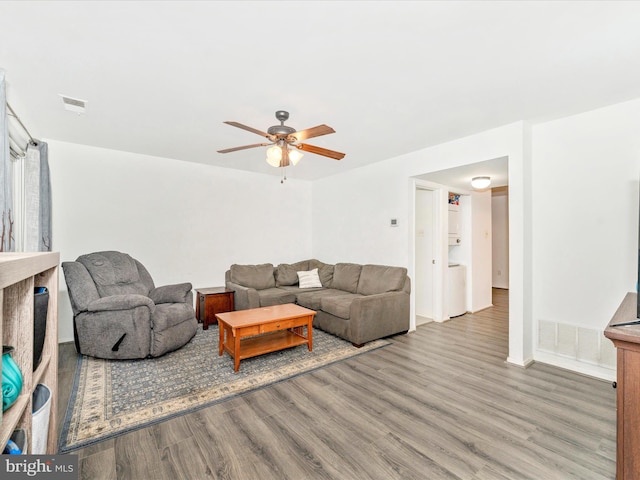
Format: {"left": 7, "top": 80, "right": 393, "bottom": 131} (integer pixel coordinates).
{"left": 31, "top": 383, "right": 51, "bottom": 454}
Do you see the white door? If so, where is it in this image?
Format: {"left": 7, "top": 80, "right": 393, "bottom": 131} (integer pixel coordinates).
{"left": 415, "top": 188, "right": 435, "bottom": 323}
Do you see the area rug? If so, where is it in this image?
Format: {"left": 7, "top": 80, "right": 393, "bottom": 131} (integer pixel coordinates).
{"left": 58, "top": 326, "right": 389, "bottom": 452}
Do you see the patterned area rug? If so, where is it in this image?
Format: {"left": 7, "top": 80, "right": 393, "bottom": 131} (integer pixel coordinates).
{"left": 58, "top": 325, "right": 388, "bottom": 452}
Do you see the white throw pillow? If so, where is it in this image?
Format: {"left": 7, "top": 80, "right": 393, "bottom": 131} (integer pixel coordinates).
{"left": 297, "top": 268, "right": 323, "bottom": 288}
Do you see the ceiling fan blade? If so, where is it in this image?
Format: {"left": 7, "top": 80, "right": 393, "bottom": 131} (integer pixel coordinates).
{"left": 290, "top": 124, "right": 335, "bottom": 142}
{"left": 217, "top": 142, "right": 271, "bottom": 154}
{"left": 224, "top": 121, "right": 274, "bottom": 140}
{"left": 296, "top": 143, "right": 345, "bottom": 160}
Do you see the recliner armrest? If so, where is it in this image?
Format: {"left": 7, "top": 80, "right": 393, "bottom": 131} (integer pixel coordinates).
{"left": 87, "top": 294, "right": 156, "bottom": 313}
{"left": 62, "top": 261, "right": 101, "bottom": 314}
{"left": 149, "top": 282, "right": 192, "bottom": 304}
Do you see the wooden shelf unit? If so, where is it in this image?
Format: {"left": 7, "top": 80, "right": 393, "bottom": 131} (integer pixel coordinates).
{"left": 0, "top": 252, "right": 59, "bottom": 454}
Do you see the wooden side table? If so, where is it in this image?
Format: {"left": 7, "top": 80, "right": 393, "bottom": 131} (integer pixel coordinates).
{"left": 195, "top": 287, "right": 235, "bottom": 330}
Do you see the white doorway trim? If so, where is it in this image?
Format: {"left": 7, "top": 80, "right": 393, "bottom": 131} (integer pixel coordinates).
{"left": 408, "top": 179, "right": 448, "bottom": 331}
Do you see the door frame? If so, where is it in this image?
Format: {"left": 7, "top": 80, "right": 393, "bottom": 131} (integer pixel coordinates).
{"left": 409, "top": 179, "right": 448, "bottom": 330}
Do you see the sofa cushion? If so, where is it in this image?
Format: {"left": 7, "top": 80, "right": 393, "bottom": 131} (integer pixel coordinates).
{"left": 309, "top": 259, "right": 334, "bottom": 287}
{"left": 257, "top": 288, "right": 297, "bottom": 307}
{"left": 320, "top": 294, "right": 363, "bottom": 320}
{"left": 331, "top": 263, "right": 362, "bottom": 294}
{"left": 297, "top": 269, "right": 323, "bottom": 288}
{"left": 296, "top": 289, "right": 350, "bottom": 311}
{"left": 275, "top": 260, "right": 310, "bottom": 286}
{"left": 230, "top": 263, "right": 275, "bottom": 290}
{"left": 357, "top": 265, "right": 408, "bottom": 296}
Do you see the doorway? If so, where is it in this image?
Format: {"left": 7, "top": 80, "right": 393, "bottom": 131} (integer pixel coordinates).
{"left": 409, "top": 157, "right": 512, "bottom": 349}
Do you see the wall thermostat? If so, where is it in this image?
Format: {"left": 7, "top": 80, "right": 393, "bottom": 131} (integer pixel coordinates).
{"left": 390, "top": 219, "right": 398, "bottom": 227}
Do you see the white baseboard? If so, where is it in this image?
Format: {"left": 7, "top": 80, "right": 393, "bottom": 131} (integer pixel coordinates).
{"left": 470, "top": 304, "right": 493, "bottom": 313}
{"left": 533, "top": 350, "right": 616, "bottom": 382}
{"left": 506, "top": 355, "right": 534, "bottom": 368}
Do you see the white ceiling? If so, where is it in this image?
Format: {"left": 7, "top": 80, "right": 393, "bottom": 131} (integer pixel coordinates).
{"left": 2, "top": 1, "right": 640, "bottom": 181}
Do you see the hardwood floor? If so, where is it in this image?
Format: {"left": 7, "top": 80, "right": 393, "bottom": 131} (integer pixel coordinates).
{"left": 57, "top": 289, "right": 616, "bottom": 479}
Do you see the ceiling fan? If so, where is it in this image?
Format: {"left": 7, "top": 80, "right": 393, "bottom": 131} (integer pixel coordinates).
{"left": 217, "top": 110, "right": 345, "bottom": 168}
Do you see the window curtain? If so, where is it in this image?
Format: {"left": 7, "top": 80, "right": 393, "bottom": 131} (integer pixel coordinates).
{"left": 0, "top": 69, "right": 14, "bottom": 252}
{"left": 1, "top": 68, "right": 52, "bottom": 252}
{"left": 24, "top": 141, "right": 51, "bottom": 251}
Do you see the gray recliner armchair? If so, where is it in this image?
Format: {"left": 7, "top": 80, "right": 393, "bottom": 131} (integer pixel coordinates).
{"left": 62, "top": 251, "right": 198, "bottom": 359}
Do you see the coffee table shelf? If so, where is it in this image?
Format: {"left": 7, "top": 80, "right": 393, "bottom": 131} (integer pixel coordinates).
{"left": 228, "top": 330, "right": 309, "bottom": 360}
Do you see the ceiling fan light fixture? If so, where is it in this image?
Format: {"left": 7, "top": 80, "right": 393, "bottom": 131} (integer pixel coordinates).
{"left": 266, "top": 145, "right": 282, "bottom": 167}
{"left": 471, "top": 176, "right": 491, "bottom": 189}
{"left": 289, "top": 149, "right": 303, "bottom": 166}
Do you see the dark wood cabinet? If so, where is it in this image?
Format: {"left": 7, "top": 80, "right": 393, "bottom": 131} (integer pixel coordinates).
{"left": 195, "top": 287, "right": 234, "bottom": 330}
{"left": 605, "top": 292, "right": 640, "bottom": 479}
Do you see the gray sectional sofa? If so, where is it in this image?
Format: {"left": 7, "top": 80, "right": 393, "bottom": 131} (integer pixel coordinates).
{"left": 225, "top": 260, "right": 410, "bottom": 346}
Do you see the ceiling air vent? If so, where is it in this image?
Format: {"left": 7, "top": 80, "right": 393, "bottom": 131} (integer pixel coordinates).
{"left": 59, "top": 94, "right": 87, "bottom": 114}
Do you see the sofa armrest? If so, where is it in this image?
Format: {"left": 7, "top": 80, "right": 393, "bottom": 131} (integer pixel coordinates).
{"left": 225, "top": 280, "right": 260, "bottom": 310}
{"left": 87, "top": 294, "right": 156, "bottom": 313}
{"left": 149, "top": 282, "right": 192, "bottom": 304}
{"left": 349, "top": 291, "right": 410, "bottom": 345}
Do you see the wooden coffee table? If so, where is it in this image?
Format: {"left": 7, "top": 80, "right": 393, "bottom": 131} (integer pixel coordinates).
{"left": 215, "top": 303, "right": 316, "bottom": 372}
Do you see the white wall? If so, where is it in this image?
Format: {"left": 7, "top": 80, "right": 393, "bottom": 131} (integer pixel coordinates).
{"left": 532, "top": 97, "right": 640, "bottom": 379}
{"left": 492, "top": 188, "right": 509, "bottom": 289}
{"left": 311, "top": 159, "right": 409, "bottom": 266}
{"left": 49, "top": 140, "right": 313, "bottom": 342}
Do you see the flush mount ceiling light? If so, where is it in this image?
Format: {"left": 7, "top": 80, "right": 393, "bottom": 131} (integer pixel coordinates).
{"left": 471, "top": 176, "right": 491, "bottom": 189}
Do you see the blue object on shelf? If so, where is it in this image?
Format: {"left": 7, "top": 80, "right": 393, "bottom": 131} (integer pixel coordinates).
{"left": 3, "top": 439, "right": 21, "bottom": 454}
{"left": 4, "top": 429, "right": 27, "bottom": 455}
{"left": 2, "top": 345, "right": 23, "bottom": 412}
